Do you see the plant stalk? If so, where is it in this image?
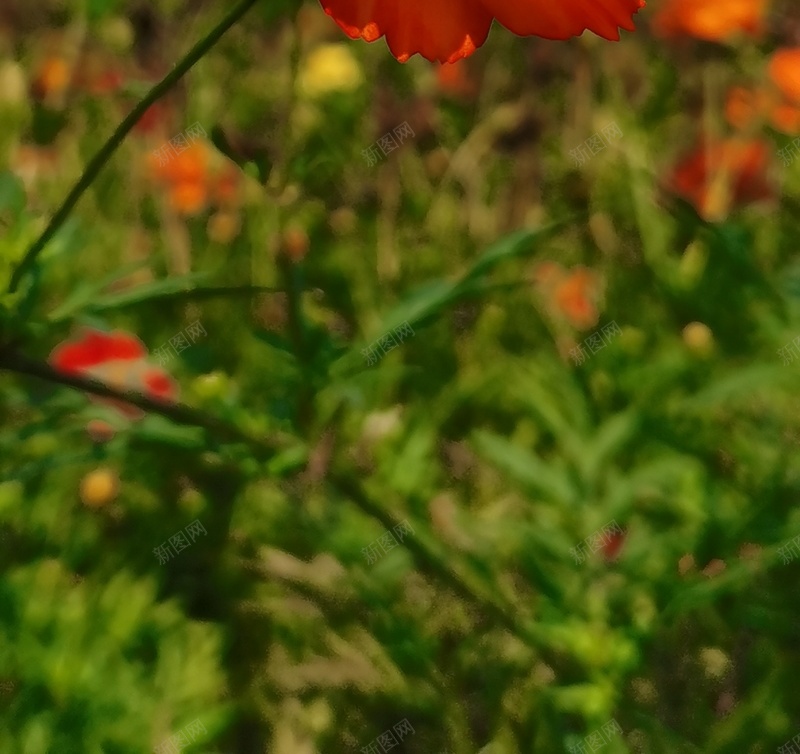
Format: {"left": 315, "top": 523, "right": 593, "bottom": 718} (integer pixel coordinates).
{"left": 8, "top": 0, "right": 261, "bottom": 293}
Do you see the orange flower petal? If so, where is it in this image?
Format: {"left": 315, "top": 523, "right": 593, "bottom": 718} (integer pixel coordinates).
{"left": 32, "top": 57, "right": 70, "bottom": 99}
{"left": 482, "top": 0, "right": 644, "bottom": 41}
{"left": 321, "top": 0, "right": 644, "bottom": 63}
{"left": 169, "top": 181, "right": 208, "bottom": 215}
{"left": 653, "top": 0, "right": 767, "bottom": 41}
{"left": 554, "top": 267, "right": 600, "bottom": 329}
{"left": 769, "top": 102, "right": 800, "bottom": 135}
{"left": 768, "top": 48, "right": 800, "bottom": 105}
{"left": 320, "top": 0, "right": 493, "bottom": 63}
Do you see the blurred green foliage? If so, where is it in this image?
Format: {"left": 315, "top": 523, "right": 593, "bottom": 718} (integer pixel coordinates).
{"left": 1, "top": 0, "right": 800, "bottom": 753}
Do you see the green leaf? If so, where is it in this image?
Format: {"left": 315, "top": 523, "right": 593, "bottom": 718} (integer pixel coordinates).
{"left": 87, "top": 273, "right": 210, "bottom": 311}
{"left": 470, "top": 429, "right": 577, "bottom": 505}
{"left": 266, "top": 445, "right": 308, "bottom": 476}
{"left": 513, "top": 367, "right": 588, "bottom": 462}
{"left": 47, "top": 260, "right": 152, "bottom": 322}
{"left": 328, "top": 278, "right": 458, "bottom": 378}
{"left": 579, "top": 409, "right": 640, "bottom": 487}
{"left": 371, "top": 278, "right": 460, "bottom": 336}
{"left": 132, "top": 416, "right": 206, "bottom": 449}
{"left": 329, "top": 223, "right": 564, "bottom": 377}
{"left": 681, "top": 364, "right": 793, "bottom": 410}
{"left": 461, "top": 221, "right": 566, "bottom": 282}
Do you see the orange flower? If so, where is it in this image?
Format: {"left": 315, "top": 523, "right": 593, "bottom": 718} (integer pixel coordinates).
{"left": 213, "top": 163, "right": 241, "bottom": 207}
{"left": 667, "top": 138, "right": 774, "bottom": 221}
{"left": 169, "top": 181, "right": 208, "bottom": 215}
{"left": 769, "top": 48, "right": 800, "bottom": 104}
{"left": 725, "top": 49, "right": 800, "bottom": 136}
{"left": 319, "top": 0, "right": 645, "bottom": 63}
{"left": 769, "top": 103, "right": 800, "bottom": 134}
{"left": 148, "top": 140, "right": 243, "bottom": 217}
{"left": 765, "top": 48, "right": 800, "bottom": 134}
{"left": 724, "top": 86, "right": 767, "bottom": 131}
{"left": 148, "top": 140, "right": 213, "bottom": 216}
{"left": 653, "top": 0, "right": 767, "bottom": 42}
{"left": 532, "top": 262, "right": 601, "bottom": 330}
{"left": 554, "top": 268, "right": 601, "bottom": 330}
{"left": 148, "top": 140, "right": 209, "bottom": 184}
{"left": 31, "top": 56, "right": 70, "bottom": 100}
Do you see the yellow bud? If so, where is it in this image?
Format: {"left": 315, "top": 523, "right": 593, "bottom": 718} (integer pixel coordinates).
{"left": 682, "top": 321, "right": 714, "bottom": 357}
{"left": 79, "top": 468, "right": 119, "bottom": 508}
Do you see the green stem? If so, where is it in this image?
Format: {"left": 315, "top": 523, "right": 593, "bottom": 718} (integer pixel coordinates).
{"left": 0, "top": 348, "right": 286, "bottom": 458}
{"left": 327, "top": 469, "right": 549, "bottom": 652}
{"left": 7, "top": 0, "right": 261, "bottom": 294}
{"left": 0, "top": 345, "right": 548, "bottom": 655}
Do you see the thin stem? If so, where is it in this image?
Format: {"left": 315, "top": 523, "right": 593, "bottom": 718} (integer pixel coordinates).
{"left": 7, "top": 0, "right": 261, "bottom": 294}
{"left": 0, "top": 345, "right": 549, "bottom": 655}
{"left": 327, "top": 469, "right": 549, "bottom": 652}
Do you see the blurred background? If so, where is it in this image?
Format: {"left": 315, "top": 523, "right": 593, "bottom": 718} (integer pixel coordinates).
{"left": 1, "top": 0, "right": 800, "bottom": 752}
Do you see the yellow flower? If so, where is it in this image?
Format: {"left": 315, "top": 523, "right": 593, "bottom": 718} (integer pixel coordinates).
{"left": 297, "top": 44, "right": 363, "bottom": 100}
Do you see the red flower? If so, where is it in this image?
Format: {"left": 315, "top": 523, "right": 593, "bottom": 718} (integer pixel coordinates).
{"left": 667, "top": 137, "right": 774, "bottom": 221}
{"left": 602, "top": 529, "right": 626, "bottom": 561}
{"left": 319, "top": 0, "right": 645, "bottom": 64}
{"left": 49, "top": 329, "right": 178, "bottom": 422}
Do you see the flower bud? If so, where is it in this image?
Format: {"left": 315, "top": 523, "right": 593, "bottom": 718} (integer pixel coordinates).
{"left": 79, "top": 468, "right": 119, "bottom": 508}
{"left": 280, "top": 226, "right": 310, "bottom": 263}
{"left": 682, "top": 321, "right": 714, "bottom": 357}
{"left": 699, "top": 647, "right": 731, "bottom": 680}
